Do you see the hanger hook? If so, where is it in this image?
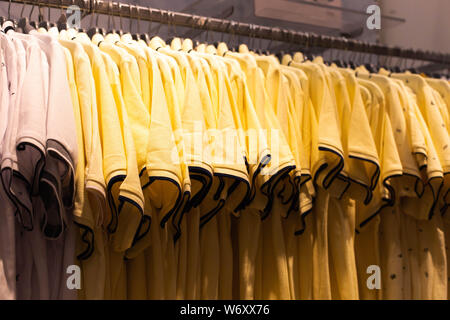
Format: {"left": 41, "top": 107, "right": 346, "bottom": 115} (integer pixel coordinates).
{"left": 153, "top": 10, "right": 163, "bottom": 37}
{"left": 266, "top": 28, "right": 273, "bottom": 52}
{"left": 259, "top": 26, "right": 264, "bottom": 52}
{"left": 8, "top": 0, "right": 11, "bottom": 20}
{"left": 136, "top": 5, "right": 141, "bottom": 34}
{"left": 230, "top": 21, "right": 236, "bottom": 48}
{"left": 89, "top": 0, "right": 95, "bottom": 28}
{"left": 290, "top": 30, "right": 296, "bottom": 53}
{"left": 205, "top": 17, "right": 210, "bottom": 44}
{"left": 113, "top": 1, "right": 117, "bottom": 31}
{"left": 255, "top": 25, "right": 260, "bottom": 51}
{"left": 38, "top": 1, "right": 43, "bottom": 22}
{"left": 411, "top": 58, "right": 417, "bottom": 71}
{"left": 147, "top": 6, "right": 152, "bottom": 35}
{"left": 48, "top": 0, "right": 51, "bottom": 23}
{"left": 166, "top": 10, "right": 170, "bottom": 38}
{"left": 107, "top": 1, "right": 112, "bottom": 31}
{"left": 247, "top": 24, "right": 252, "bottom": 50}
{"left": 190, "top": 14, "right": 196, "bottom": 39}
{"left": 129, "top": 4, "right": 133, "bottom": 33}
{"left": 29, "top": 1, "right": 35, "bottom": 20}
{"left": 135, "top": 5, "right": 140, "bottom": 34}
{"left": 236, "top": 23, "right": 241, "bottom": 48}
{"left": 398, "top": 57, "right": 403, "bottom": 72}
{"left": 20, "top": 0, "right": 26, "bottom": 19}
{"left": 255, "top": 25, "right": 259, "bottom": 50}
{"left": 118, "top": 3, "right": 123, "bottom": 32}
{"left": 172, "top": 12, "right": 177, "bottom": 39}
{"left": 219, "top": 18, "right": 226, "bottom": 43}
{"left": 250, "top": 24, "right": 256, "bottom": 50}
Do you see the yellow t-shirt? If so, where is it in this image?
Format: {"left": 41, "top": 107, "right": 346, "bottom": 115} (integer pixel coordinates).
{"left": 234, "top": 51, "right": 296, "bottom": 182}
{"left": 193, "top": 48, "right": 251, "bottom": 300}
{"left": 75, "top": 35, "right": 127, "bottom": 299}
{"left": 99, "top": 50, "right": 144, "bottom": 300}
{"left": 290, "top": 60, "right": 345, "bottom": 193}
{"left": 361, "top": 73, "right": 423, "bottom": 299}
{"left": 216, "top": 46, "right": 272, "bottom": 211}
{"left": 281, "top": 59, "right": 316, "bottom": 223}
{"left": 59, "top": 39, "right": 109, "bottom": 300}
{"left": 356, "top": 77, "right": 403, "bottom": 229}
{"left": 395, "top": 76, "right": 447, "bottom": 299}
{"left": 308, "top": 60, "right": 361, "bottom": 300}
{"left": 191, "top": 52, "right": 250, "bottom": 212}
{"left": 426, "top": 79, "right": 450, "bottom": 216}
{"left": 337, "top": 67, "right": 380, "bottom": 203}
{"left": 143, "top": 47, "right": 191, "bottom": 235}
{"left": 59, "top": 39, "right": 106, "bottom": 225}
{"left": 155, "top": 44, "right": 215, "bottom": 226}
{"left": 358, "top": 73, "right": 423, "bottom": 200}
{"left": 287, "top": 59, "right": 345, "bottom": 300}
{"left": 355, "top": 77, "right": 402, "bottom": 300}
{"left": 97, "top": 44, "right": 145, "bottom": 252}
{"left": 117, "top": 36, "right": 150, "bottom": 109}
{"left": 251, "top": 53, "right": 298, "bottom": 216}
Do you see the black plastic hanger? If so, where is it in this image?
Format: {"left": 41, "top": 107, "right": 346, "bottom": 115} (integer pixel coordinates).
{"left": 347, "top": 50, "right": 357, "bottom": 69}
{"left": 275, "top": 50, "right": 285, "bottom": 63}
{"left": 106, "top": 28, "right": 117, "bottom": 35}
{"left": 116, "top": 3, "right": 124, "bottom": 37}
{"left": 330, "top": 49, "right": 342, "bottom": 67}
{"left": 166, "top": 37, "right": 176, "bottom": 45}
{"left": 121, "top": 4, "right": 134, "bottom": 39}
{"left": 18, "top": 2, "right": 37, "bottom": 34}
{"left": 37, "top": 4, "right": 52, "bottom": 30}
{"left": 337, "top": 51, "right": 345, "bottom": 67}
{"left": 139, "top": 33, "right": 150, "bottom": 44}
{"left": 87, "top": 27, "right": 99, "bottom": 38}
{"left": 87, "top": 27, "right": 105, "bottom": 38}
{"left": 56, "top": 14, "right": 67, "bottom": 32}
{"left": 2, "top": 0, "right": 17, "bottom": 32}
{"left": 332, "top": 59, "right": 341, "bottom": 67}
{"left": 18, "top": 17, "right": 34, "bottom": 33}
{"left": 27, "top": 1, "right": 40, "bottom": 30}
{"left": 363, "top": 63, "right": 374, "bottom": 73}
{"left": 55, "top": 1, "right": 67, "bottom": 32}
{"left": 105, "top": 1, "right": 118, "bottom": 36}
{"left": 131, "top": 4, "right": 141, "bottom": 41}
{"left": 38, "top": 20, "right": 51, "bottom": 30}
{"left": 87, "top": 2, "right": 105, "bottom": 39}
{"left": 137, "top": 7, "right": 154, "bottom": 45}
{"left": 3, "top": 20, "right": 16, "bottom": 33}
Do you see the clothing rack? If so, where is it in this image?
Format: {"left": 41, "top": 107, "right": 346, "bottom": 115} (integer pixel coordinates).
{"left": 3, "top": 0, "right": 450, "bottom": 65}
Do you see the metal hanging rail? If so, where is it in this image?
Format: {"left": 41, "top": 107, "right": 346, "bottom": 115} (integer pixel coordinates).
{"left": 3, "top": 0, "right": 450, "bottom": 65}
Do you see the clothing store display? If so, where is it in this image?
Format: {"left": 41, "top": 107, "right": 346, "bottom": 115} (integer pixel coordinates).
{"left": 0, "top": 1, "right": 450, "bottom": 301}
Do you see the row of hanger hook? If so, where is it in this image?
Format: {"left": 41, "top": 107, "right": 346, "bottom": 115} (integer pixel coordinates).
{"left": 2, "top": 0, "right": 450, "bottom": 72}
